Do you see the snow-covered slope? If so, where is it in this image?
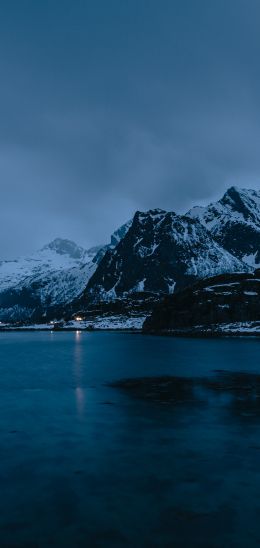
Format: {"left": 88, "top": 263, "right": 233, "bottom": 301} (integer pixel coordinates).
{"left": 85, "top": 208, "right": 249, "bottom": 301}
{"left": 188, "top": 186, "right": 260, "bottom": 266}
{"left": 0, "top": 221, "right": 133, "bottom": 322}
{"left": 0, "top": 239, "right": 94, "bottom": 293}
{"left": 0, "top": 239, "right": 97, "bottom": 321}
{"left": 93, "top": 220, "right": 132, "bottom": 263}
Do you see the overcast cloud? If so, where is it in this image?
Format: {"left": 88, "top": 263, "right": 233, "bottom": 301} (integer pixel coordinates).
{"left": 1, "top": 0, "right": 260, "bottom": 257}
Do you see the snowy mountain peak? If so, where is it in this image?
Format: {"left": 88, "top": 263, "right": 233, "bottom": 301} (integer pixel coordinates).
{"left": 110, "top": 220, "right": 132, "bottom": 247}
{"left": 220, "top": 186, "right": 260, "bottom": 221}
{"left": 146, "top": 208, "right": 167, "bottom": 216}
{"left": 136, "top": 208, "right": 167, "bottom": 220}
{"left": 0, "top": 218, "right": 137, "bottom": 322}
{"left": 187, "top": 186, "right": 260, "bottom": 266}
{"left": 41, "top": 238, "right": 87, "bottom": 260}
{"left": 86, "top": 208, "right": 248, "bottom": 301}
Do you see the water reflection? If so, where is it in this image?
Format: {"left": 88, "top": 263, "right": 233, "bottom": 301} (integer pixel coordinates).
{"left": 73, "top": 330, "right": 85, "bottom": 417}
{"left": 75, "top": 386, "right": 85, "bottom": 416}
{"left": 110, "top": 371, "right": 260, "bottom": 423}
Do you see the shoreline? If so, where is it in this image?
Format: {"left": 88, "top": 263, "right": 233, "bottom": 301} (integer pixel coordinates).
{"left": 1, "top": 326, "right": 260, "bottom": 338}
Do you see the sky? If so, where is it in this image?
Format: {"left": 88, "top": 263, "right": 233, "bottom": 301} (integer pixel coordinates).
{"left": 1, "top": 0, "right": 260, "bottom": 258}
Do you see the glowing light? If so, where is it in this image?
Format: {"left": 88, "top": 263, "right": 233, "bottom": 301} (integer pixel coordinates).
{"left": 75, "top": 316, "right": 83, "bottom": 321}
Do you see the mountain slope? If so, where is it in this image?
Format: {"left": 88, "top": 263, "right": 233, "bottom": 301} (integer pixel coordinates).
{"left": 0, "top": 239, "right": 97, "bottom": 321}
{"left": 85, "top": 209, "right": 249, "bottom": 301}
{"left": 0, "top": 221, "right": 133, "bottom": 322}
{"left": 143, "top": 270, "right": 260, "bottom": 333}
{"left": 0, "top": 239, "right": 94, "bottom": 293}
{"left": 188, "top": 186, "right": 260, "bottom": 266}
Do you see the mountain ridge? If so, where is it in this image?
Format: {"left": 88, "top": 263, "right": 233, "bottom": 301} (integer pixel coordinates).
{"left": 0, "top": 185, "right": 259, "bottom": 324}
{"left": 187, "top": 186, "right": 260, "bottom": 266}
{"left": 85, "top": 207, "right": 249, "bottom": 301}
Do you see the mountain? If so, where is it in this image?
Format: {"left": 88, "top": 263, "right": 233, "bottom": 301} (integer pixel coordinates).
{"left": 188, "top": 186, "right": 260, "bottom": 267}
{"left": 1, "top": 187, "right": 259, "bottom": 325}
{"left": 85, "top": 208, "right": 248, "bottom": 301}
{"left": 0, "top": 239, "right": 97, "bottom": 321}
{"left": 0, "top": 238, "right": 94, "bottom": 292}
{"left": 92, "top": 220, "right": 132, "bottom": 263}
{"left": 143, "top": 270, "right": 260, "bottom": 334}
{"left": 0, "top": 222, "right": 133, "bottom": 322}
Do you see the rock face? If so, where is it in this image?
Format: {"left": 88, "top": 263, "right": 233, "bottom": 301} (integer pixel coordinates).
{"left": 85, "top": 209, "right": 248, "bottom": 301}
{"left": 143, "top": 270, "right": 260, "bottom": 332}
{"left": 188, "top": 186, "right": 260, "bottom": 267}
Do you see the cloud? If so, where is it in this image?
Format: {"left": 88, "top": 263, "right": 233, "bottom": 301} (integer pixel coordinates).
{"left": 0, "top": 0, "right": 260, "bottom": 257}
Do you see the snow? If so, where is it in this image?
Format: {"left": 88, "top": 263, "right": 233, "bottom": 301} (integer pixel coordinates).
{"left": 136, "top": 241, "right": 159, "bottom": 258}
{"left": 2, "top": 315, "right": 147, "bottom": 331}
{"left": 189, "top": 257, "right": 198, "bottom": 276}
{"left": 218, "top": 322, "right": 260, "bottom": 333}
{"left": 244, "top": 291, "right": 258, "bottom": 296}
{"left": 0, "top": 219, "right": 133, "bottom": 318}
{"left": 110, "top": 220, "right": 132, "bottom": 246}
{"left": 187, "top": 188, "right": 260, "bottom": 269}
{"left": 150, "top": 243, "right": 159, "bottom": 254}
{"left": 17, "top": 323, "right": 53, "bottom": 330}
{"left": 134, "top": 238, "right": 143, "bottom": 250}
{"left": 204, "top": 283, "right": 240, "bottom": 291}
{"left": 87, "top": 201, "right": 251, "bottom": 301}
{"left": 133, "top": 278, "right": 146, "bottom": 292}
{"left": 166, "top": 279, "right": 176, "bottom": 294}
{"left": 163, "top": 320, "right": 260, "bottom": 336}
{"left": 242, "top": 253, "right": 259, "bottom": 267}
{"left": 0, "top": 240, "right": 97, "bottom": 302}
{"left": 67, "top": 315, "right": 147, "bottom": 330}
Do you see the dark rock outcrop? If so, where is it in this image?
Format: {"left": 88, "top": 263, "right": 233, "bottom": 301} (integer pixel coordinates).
{"left": 143, "top": 270, "right": 260, "bottom": 332}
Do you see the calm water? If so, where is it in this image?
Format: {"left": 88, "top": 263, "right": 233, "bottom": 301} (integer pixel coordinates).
{"left": 0, "top": 332, "right": 260, "bottom": 547}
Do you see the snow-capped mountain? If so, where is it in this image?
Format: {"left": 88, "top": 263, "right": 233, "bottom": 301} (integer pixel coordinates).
{"left": 0, "top": 239, "right": 94, "bottom": 293}
{"left": 0, "top": 221, "right": 133, "bottom": 322}
{"left": 1, "top": 186, "right": 259, "bottom": 324}
{"left": 92, "top": 220, "right": 132, "bottom": 263}
{"left": 85, "top": 208, "right": 249, "bottom": 301}
{"left": 188, "top": 186, "right": 260, "bottom": 267}
{"left": 0, "top": 238, "right": 97, "bottom": 321}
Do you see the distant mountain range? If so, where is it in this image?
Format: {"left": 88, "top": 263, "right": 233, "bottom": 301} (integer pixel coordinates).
{"left": 0, "top": 186, "right": 259, "bottom": 323}
{"left": 0, "top": 224, "right": 131, "bottom": 322}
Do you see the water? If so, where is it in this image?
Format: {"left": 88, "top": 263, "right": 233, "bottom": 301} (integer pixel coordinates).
{"left": 0, "top": 332, "right": 260, "bottom": 547}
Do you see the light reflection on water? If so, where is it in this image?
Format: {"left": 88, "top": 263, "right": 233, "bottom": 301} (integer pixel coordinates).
{"left": 0, "top": 332, "right": 260, "bottom": 547}
{"left": 73, "top": 331, "right": 85, "bottom": 417}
